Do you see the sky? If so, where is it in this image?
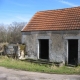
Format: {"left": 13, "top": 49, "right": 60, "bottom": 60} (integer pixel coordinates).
{"left": 0, "top": 0, "right": 80, "bottom": 24}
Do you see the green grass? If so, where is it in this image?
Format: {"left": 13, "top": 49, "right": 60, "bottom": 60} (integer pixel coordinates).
{"left": 0, "top": 56, "right": 80, "bottom": 74}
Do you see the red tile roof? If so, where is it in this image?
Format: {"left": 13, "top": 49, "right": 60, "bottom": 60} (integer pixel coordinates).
{"left": 22, "top": 6, "right": 80, "bottom": 32}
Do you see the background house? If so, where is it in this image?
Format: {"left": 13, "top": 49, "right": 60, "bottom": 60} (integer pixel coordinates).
{"left": 21, "top": 6, "right": 80, "bottom": 65}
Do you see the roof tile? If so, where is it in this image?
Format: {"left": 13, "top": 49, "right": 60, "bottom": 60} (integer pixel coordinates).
{"left": 22, "top": 6, "right": 80, "bottom": 31}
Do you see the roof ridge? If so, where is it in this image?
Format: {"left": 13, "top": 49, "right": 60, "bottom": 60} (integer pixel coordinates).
{"left": 37, "top": 6, "right": 80, "bottom": 13}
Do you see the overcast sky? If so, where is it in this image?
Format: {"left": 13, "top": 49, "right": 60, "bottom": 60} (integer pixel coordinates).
{"left": 0, "top": 0, "right": 79, "bottom": 24}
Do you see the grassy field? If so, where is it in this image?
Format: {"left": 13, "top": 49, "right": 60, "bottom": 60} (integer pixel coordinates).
{"left": 0, "top": 56, "right": 80, "bottom": 74}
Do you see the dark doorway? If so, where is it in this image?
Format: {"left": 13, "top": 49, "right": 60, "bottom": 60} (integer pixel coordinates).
{"left": 39, "top": 39, "right": 49, "bottom": 59}
{"left": 68, "top": 39, "right": 78, "bottom": 65}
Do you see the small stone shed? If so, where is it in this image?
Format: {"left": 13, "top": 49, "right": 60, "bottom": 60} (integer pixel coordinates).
{"left": 21, "top": 6, "right": 80, "bottom": 65}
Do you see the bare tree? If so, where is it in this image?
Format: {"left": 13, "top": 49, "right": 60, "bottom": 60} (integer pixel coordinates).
{"left": 0, "top": 24, "right": 7, "bottom": 42}
{"left": 0, "top": 22, "right": 26, "bottom": 43}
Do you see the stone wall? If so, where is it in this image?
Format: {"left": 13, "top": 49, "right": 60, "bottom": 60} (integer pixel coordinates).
{"left": 22, "top": 30, "right": 80, "bottom": 64}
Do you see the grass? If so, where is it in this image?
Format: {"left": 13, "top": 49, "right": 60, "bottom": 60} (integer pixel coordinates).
{"left": 0, "top": 56, "right": 80, "bottom": 74}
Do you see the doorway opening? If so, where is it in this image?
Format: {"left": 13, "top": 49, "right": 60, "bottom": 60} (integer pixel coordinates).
{"left": 68, "top": 39, "right": 78, "bottom": 65}
{"left": 39, "top": 39, "right": 49, "bottom": 60}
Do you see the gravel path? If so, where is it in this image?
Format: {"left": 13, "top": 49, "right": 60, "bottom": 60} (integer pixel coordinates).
{"left": 0, "top": 67, "right": 80, "bottom": 80}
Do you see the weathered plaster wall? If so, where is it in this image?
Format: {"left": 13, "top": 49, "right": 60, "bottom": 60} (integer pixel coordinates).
{"left": 50, "top": 34, "right": 65, "bottom": 63}
{"left": 22, "top": 32, "right": 38, "bottom": 59}
{"left": 22, "top": 30, "right": 80, "bottom": 64}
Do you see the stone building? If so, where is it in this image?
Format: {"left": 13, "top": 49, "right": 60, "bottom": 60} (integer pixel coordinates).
{"left": 21, "top": 6, "right": 80, "bottom": 65}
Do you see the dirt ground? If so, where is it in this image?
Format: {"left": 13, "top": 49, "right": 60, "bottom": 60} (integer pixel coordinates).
{"left": 0, "top": 67, "right": 80, "bottom": 80}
